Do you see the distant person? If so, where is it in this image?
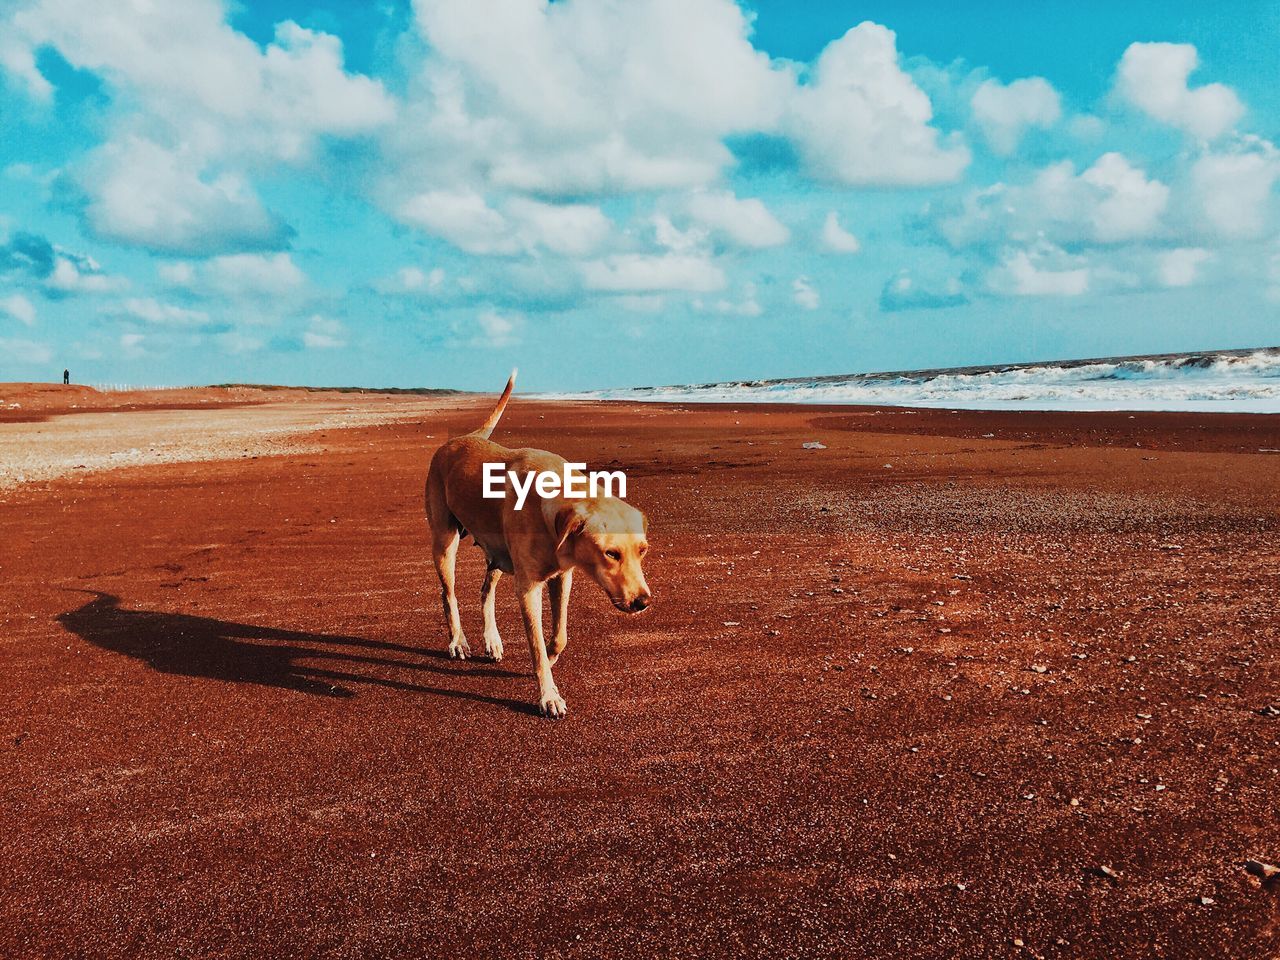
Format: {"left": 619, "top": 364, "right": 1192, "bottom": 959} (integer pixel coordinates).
{"left": 63, "top": 369, "right": 69, "bottom": 385}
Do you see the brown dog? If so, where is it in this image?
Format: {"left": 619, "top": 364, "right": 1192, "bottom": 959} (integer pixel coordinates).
{"left": 425, "top": 371, "right": 651, "bottom": 717}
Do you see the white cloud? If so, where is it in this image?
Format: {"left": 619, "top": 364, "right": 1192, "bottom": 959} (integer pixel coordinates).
{"left": 1157, "top": 248, "right": 1212, "bottom": 287}
{"left": 79, "top": 137, "right": 291, "bottom": 255}
{"left": 698, "top": 282, "right": 762, "bottom": 317}
{"left": 879, "top": 270, "right": 968, "bottom": 312}
{"left": 988, "top": 242, "right": 1090, "bottom": 297}
{"left": 472, "top": 308, "right": 521, "bottom": 349}
{"left": 1079, "top": 152, "right": 1170, "bottom": 242}
{"left": 390, "top": 266, "right": 447, "bottom": 294}
{"left": 686, "top": 190, "right": 789, "bottom": 248}
{"left": 116, "top": 297, "right": 210, "bottom": 326}
{"left": 5, "top": 3, "right": 394, "bottom": 253}
{"left": 177, "top": 252, "right": 307, "bottom": 298}
{"left": 939, "top": 152, "right": 1168, "bottom": 247}
{"left": 971, "top": 76, "right": 1061, "bottom": 155}
{"left": 792, "top": 276, "right": 820, "bottom": 310}
{"left": 0, "top": 336, "right": 52, "bottom": 363}
{"left": 1115, "top": 42, "right": 1244, "bottom": 140}
{"left": 580, "top": 253, "right": 725, "bottom": 293}
{"left": 46, "top": 253, "right": 125, "bottom": 294}
{"left": 0, "top": 36, "right": 51, "bottom": 100}
{"left": 399, "top": 190, "right": 516, "bottom": 255}
{"left": 399, "top": 190, "right": 613, "bottom": 256}
{"left": 157, "top": 261, "right": 195, "bottom": 286}
{"left": 1190, "top": 138, "right": 1280, "bottom": 239}
{"left": 302, "top": 314, "right": 345, "bottom": 349}
{"left": 398, "top": 0, "right": 791, "bottom": 198}
{"left": 652, "top": 214, "right": 709, "bottom": 254}
{"left": 119, "top": 331, "right": 146, "bottom": 356}
{"left": 786, "top": 23, "right": 969, "bottom": 186}
{"left": 505, "top": 198, "right": 612, "bottom": 257}
{"left": 820, "top": 211, "right": 861, "bottom": 253}
{"left": 1, "top": 293, "right": 37, "bottom": 326}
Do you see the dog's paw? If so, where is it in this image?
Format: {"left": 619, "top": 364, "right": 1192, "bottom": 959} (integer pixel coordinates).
{"left": 447, "top": 636, "right": 471, "bottom": 660}
{"left": 539, "top": 690, "right": 568, "bottom": 719}
{"left": 483, "top": 632, "right": 503, "bottom": 661}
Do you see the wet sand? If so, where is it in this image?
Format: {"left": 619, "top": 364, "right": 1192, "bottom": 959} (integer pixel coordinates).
{"left": 1, "top": 391, "right": 1277, "bottom": 958}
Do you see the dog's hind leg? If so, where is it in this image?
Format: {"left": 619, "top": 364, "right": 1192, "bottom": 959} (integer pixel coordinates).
{"left": 432, "top": 528, "right": 470, "bottom": 659}
{"left": 547, "top": 570, "right": 572, "bottom": 665}
{"left": 480, "top": 562, "right": 504, "bottom": 661}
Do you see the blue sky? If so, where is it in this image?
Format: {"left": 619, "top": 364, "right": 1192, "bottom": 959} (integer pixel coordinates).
{"left": 1, "top": 0, "right": 1277, "bottom": 390}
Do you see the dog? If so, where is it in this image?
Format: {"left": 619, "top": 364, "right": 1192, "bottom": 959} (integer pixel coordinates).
{"left": 425, "top": 371, "right": 651, "bottom": 717}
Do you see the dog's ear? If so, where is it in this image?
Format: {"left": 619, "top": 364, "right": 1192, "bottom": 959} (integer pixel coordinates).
{"left": 554, "top": 502, "right": 588, "bottom": 551}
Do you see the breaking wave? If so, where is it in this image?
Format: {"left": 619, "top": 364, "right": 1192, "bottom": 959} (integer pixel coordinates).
{"left": 566, "top": 348, "right": 1280, "bottom": 413}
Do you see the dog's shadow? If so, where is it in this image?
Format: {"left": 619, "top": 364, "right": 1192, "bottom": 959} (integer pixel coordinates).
{"left": 57, "top": 591, "right": 537, "bottom": 714}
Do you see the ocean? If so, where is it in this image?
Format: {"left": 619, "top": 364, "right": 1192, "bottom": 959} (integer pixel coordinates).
{"left": 563, "top": 347, "right": 1280, "bottom": 413}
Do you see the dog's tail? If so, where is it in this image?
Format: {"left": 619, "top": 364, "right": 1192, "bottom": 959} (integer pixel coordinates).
{"left": 471, "top": 368, "right": 517, "bottom": 439}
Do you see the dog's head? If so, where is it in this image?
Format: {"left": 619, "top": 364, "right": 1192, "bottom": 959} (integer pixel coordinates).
{"left": 554, "top": 498, "right": 651, "bottom": 613}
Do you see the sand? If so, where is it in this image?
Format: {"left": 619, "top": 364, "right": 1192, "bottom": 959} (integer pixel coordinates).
{"left": 1, "top": 388, "right": 1277, "bottom": 958}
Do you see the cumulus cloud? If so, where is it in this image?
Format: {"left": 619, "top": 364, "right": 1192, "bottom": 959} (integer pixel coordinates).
{"left": 302, "top": 315, "right": 346, "bottom": 349}
{"left": 399, "top": 190, "right": 613, "bottom": 256}
{"left": 697, "top": 281, "right": 763, "bottom": 317}
{"left": 467, "top": 308, "right": 522, "bottom": 349}
{"left": 938, "top": 152, "right": 1168, "bottom": 248}
{"left": 787, "top": 23, "right": 969, "bottom": 186}
{"left": 0, "top": 36, "right": 51, "bottom": 100}
{"left": 820, "top": 211, "right": 860, "bottom": 253}
{"left": 396, "top": 0, "right": 791, "bottom": 198}
{"left": 987, "top": 242, "right": 1090, "bottom": 297}
{"left": 505, "top": 198, "right": 612, "bottom": 257}
{"left": 383, "top": 266, "right": 447, "bottom": 295}
{"left": 4, "top": 2, "right": 394, "bottom": 254}
{"left": 383, "top": 3, "right": 967, "bottom": 237}
{"left": 165, "top": 252, "right": 307, "bottom": 298}
{"left": 1, "top": 231, "right": 123, "bottom": 295}
{"left": 1, "top": 293, "right": 37, "bottom": 326}
{"left": 686, "top": 190, "right": 789, "bottom": 248}
{"left": 78, "top": 137, "right": 292, "bottom": 255}
{"left": 792, "top": 276, "right": 819, "bottom": 310}
{"left": 1156, "top": 248, "right": 1212, "bottom": 288}
{"left": 1190, "top": 137, "right": 1280, "bottom": 239}
{"left": 46, "top": 252, "right": 126, "bottom": 295}
{"left": 580, "top": 253, "right": 725, "bottom": 293}
{"left": 971, "top": 76, "right": 1061, "bottom": 155}
{"left": 1115, "top": 42, "right": 1244, "bottom": 140}
{"left": 879, "top": 270, "right": 968, "bottom": 311}
{"left": 115, "top": 297, "right": 210, "bottom": 327}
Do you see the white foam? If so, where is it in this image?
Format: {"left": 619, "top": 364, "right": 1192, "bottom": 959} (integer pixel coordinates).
{"left": 558, "top": 350, "right": 1280, "bottom": 413}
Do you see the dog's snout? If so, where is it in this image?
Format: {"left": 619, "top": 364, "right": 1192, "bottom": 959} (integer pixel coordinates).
{"left": 628, "top": 593, "right": 652, "bottom": 613}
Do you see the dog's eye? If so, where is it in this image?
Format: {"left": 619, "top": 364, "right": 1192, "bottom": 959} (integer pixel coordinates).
{"left": 605, "top": 549, "right": 622, "bottom": 561}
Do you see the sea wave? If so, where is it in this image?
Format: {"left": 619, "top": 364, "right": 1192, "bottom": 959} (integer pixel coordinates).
{"left": 560, "top": 348, "right": 1280, "bottom": 413}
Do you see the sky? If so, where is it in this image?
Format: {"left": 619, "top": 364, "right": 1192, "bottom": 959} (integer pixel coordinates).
{"left": 1, "top": 0, "right": 1278, "bottom": 391}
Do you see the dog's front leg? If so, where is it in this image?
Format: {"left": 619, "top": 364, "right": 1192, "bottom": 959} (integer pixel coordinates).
{"left": 480, "top": 563, "right": 504, "bottom": 661}
{"left": 517, "top": 578, "right": 566, "bottom": 718}
{"left": 547, "top": 570, "right": 572, "bottom": 665}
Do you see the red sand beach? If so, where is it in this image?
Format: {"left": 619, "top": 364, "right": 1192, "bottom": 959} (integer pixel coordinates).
{"left": 1, "top": 385, "right": 1277, "bottom": 958}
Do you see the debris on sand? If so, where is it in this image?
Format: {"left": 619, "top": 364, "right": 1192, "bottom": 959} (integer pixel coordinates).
{"left": 1245, "top": 860, "right": 1279, "bottom": 884}
{"left": 1089, "top": 865, "right": 1122, "bottom": 882}
{"left": 1030, "top": 664, "right": 1049, "bottom": 674}
{"left": 1258, "top": 704, "right": 1280, "bottom": 718}
{"left": 802, "top": 441, "right": 826, "bottom": 450}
